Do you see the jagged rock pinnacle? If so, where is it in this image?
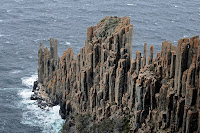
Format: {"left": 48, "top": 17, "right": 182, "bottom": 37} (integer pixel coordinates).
{"left": 37, "top": 16, "right": 200, "bottom": 132}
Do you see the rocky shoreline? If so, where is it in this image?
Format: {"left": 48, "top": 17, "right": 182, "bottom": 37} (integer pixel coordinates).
{"left": 34, "top": 16, "right": 199, "bottom": 132}
{"left": 31, "top": 81, "right": 55, "bottom": 109}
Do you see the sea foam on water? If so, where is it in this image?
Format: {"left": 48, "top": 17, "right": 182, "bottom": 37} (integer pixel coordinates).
{"left": 19, "top": 74, "right": 64, "bottom": 133}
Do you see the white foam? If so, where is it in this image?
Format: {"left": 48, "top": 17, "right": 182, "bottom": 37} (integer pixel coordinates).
{"left": 21, "top": 74, "right": 37, "bottom": 88}
{"left": 18, "top": 90, "right": 64, "bottom": 133}
{"left": 28, "top": 56, "right": 33, "bottom": 59}
{"left": 19, "top": 89, "right": 33, "bottom": 99}
{"left": 10, "top": 70, "right": 22, "bottom": 74}
{"left": 6, "top": 10, "right": 12, "bottom": 13}
{"left": 33, "top": 39, "right": 40, "bottom": 43}
{"left": 14, "top": 0, "right": 23, "bottom": 2}
{"left": 127, "top": 4, "right": 133, "bottom": 6}
{"left": 19, "top": 75, "right": 64, "bottom": 132}
{"left": 64, "top": 41, "right": 71, "bottom": 46}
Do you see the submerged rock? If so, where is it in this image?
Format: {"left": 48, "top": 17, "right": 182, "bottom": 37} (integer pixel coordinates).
{"left": 30, "top": 93, "right": 38, "bottom": 100}
{"left": 32, "top": 81, "right": 38, "bottom": 92}
{"left": 36, "top": 16, "right": 200, "bottom": 132}
{"left": 30, "top": 80, "right": 55, "bottom": 109}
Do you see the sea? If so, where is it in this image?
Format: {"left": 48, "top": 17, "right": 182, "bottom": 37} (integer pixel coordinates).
{"left": 0, "top": 0, "right": 199, "bottom": 132}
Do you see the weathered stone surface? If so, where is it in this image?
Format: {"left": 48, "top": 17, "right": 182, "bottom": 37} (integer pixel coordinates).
{"left": 136, "top": 51, "right": 141, "bottom": 74}
{"left": 141, "top": 43, "right": 147, "bottom": 69}
{"left": 148, "top": 45, "right": 154, "bottom": 65}
{"left": 38, "top": 43, "right": 44, "bottom": 83}
{"left": 37, "top": 16, "right": 200, "bottom": 133}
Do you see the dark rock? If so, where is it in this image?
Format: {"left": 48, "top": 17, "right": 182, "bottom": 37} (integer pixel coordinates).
{"left": 30, "top": 94, "right": 38, "bottom": 100}
{"left": 32, "top": 81, "right": 38, "bottom": 92}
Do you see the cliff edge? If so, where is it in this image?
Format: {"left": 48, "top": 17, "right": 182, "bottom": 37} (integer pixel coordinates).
{"left": 37, "top": 16, "right": 200, "bottom": 132}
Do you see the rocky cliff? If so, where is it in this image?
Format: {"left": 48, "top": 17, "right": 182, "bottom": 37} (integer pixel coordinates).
{"left": 37, "top": 16, "right": 200, "bottom": 132}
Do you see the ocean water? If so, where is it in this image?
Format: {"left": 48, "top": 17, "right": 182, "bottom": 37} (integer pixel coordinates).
{"left": 0, "top": 0, "right": 199, "bottom": 132}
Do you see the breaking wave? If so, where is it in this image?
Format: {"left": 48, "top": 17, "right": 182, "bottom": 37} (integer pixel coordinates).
{"left": 19, "top": 74, "right": 64, "bottom": 133}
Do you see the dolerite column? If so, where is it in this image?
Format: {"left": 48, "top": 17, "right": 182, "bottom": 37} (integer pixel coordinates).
{"left": 43, "top": 47, "right": 50, "bottom": 81}
{"left": 170, "top": 51, "right": 176, "bottom": 78}
{"left": 113, "top": 33, "right": 119, "bottom": 55}
{"left": 38, "top": 43, "right": 44, "bottom": 83}
{"left": 185, "top": 56, "right": 196, "bottom": 107}
{"left": 198, "top": 110, "right": 200, "bottom": 132}
{"left": 109, "top": 66, "right": 116, "bottom": 103}
{"left": 136, "top": 51, "right": 141, "bottom": 74}
{"left": 128, "top": 72, "right": 137, "bottom": 110}
{"left": 174, "top": 38, "right": 189, "bottom": 96}
{"left": 115, "top": 59, "right": 126, "bottom": 105}
{"left": 80, "top": 69, "right": 87, "bottom": 104}
{"left": 133, "top": 74, "right": 144, "bottom": 129}
{"left": 103, "top": 72, "right": 109, "bottom": 101}
{"left": 187, "top": 36, "right": 199, "bottom": 67}
{"left": 197, "top": 46, "right": 200, "bottom": 109}
{"left": 194, "top": 39, "right": 200, "bottom": 103}
{"left": 175, "top": 98, "right": 185, "bottom": 131}
{"left": 185, "top": 110, "right": 198, "bottom": 133}
{"left": 48, "top": 38, "right": 55, "bottom": 79}
{"left": 53, "top": 39, "right": 58, "bottom": 69}
{"left": 135, "top": 76, "right": 143, "bottom": 110}
{"left": 87, "top": 26, "right": 94, "bottom": 42}
{"left": 148, "top": 45, "right": 154, "bottom": 65}
{"left": 85, "top": 42, "right": 94, "bottom": 106}
{"left": 143, "top": 43, "right": 147, "bottom": 67}
{"left": 119, "top": 27, "right": 125, "bottom": 49}
{"left": 50, "top": 38, "right": 54, "bottom": 59}
{"left": 125, "top": 25, "right": 133, "bottom": 66}
{"left": 76, "top": 53, "right": 81, "bottom": 91}
{"left": 140, "top": 44, "right": 146, "bottom": 69}
{"left": 92, "top": 43, "right": 100, "bottom": 90}
{"left": 90, "top": 87, "right": 96, "bottom": 111}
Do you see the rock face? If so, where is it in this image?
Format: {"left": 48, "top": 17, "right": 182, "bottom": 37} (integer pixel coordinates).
{"left": 37, "top": 16, "right": 200, "bottom": 132}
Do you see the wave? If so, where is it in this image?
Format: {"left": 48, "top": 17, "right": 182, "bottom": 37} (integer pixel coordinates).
{"left": 14, "top": 0, "right": 24, "bottom": 2}
{"left": 0, "top": 34, "right": 5, "bottom": 37}
{"left": 10, "top": 70, "right": 22, "bottom": 74}
{"left": 21, "top": 74, "right": 37, "bottom": 88}
{"left": 18, "top": 89, "right": 64, "bottom": 133}
{"left": 127, "top": 4, "right": 134, "bottom": 6}
{"left": 28, "top": 56, "right": 33, "bottom": 59}
{"left": 19, "top": 74, "right": 64, "bottom": 133}
{"left": 64, "top": 41, "right": 71, "bottom": 46}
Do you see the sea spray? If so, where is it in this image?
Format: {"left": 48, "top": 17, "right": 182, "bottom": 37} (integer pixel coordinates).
{"left": 21, "top": 74, "right": 38, "bottom": 88}
{"left": 19, "top": 74, "right": 64, "bottom": 133}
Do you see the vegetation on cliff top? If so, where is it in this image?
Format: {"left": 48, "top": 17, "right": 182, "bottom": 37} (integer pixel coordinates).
{"left": 99, "top": 16, "right": 120, "bottom": 37}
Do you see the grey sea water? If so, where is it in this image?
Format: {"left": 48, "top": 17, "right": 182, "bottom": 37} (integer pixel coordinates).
{"left": 0, "top": 0, "right": 199, "bottom": 132}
